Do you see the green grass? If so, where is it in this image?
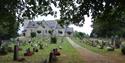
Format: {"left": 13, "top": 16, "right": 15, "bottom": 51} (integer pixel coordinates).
{"left": 0, "top": 37, "right": 84, "bottom": 63}
{"left": 71, "top": 37, "right": 123, "bottom": 57}
{"left": 57, "top": 37, "right": 84, "bottom": 63}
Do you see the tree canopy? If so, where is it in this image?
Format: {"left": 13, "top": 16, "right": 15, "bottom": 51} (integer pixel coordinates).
{"left": 0, "top": 0, "right": 125, "bottom": 39}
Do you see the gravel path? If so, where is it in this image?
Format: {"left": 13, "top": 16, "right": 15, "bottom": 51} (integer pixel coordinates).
{"left": 66, "top": 37, "right": 117, "bottom": 63}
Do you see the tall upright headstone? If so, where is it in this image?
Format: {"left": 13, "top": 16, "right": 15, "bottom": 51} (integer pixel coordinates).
{"left": 13, "top": 45, "right": 18, "bottom": 61}
{"left": 0, "top": 38, "right": 2, "bottom": 47}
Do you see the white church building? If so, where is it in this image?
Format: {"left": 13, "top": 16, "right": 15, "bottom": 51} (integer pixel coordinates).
{"left": 22, "top": 20, "right": 74, "bottom": 37}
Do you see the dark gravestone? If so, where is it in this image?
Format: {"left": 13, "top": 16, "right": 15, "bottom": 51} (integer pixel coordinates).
{"left": 13, "top": 45, "right": 18, "bottom": 61}
{"left": 121, "top": 44, "right": 125, "bottom": 55}
{"left": 111, "top": 36, "right": 115, "bottom": 45}
{"left": 115, "top": 38, "right": 121, "bottom": 48}
{"left": 39, "top": 44, "right": 43, "bottom": 49}
{"left": 107, "top": 46, "right": 114, "bottom": 51}
{"left": 49, "top": 52, "right": 53, "bottom": 63}
{"left": 0, "top": 39, "right": 2, "bottom": 47}
{"left": 49, "top": 48, "right": 60, "bottom": 63}
{"left": 33, "top": 48, "right": 38, "bottom": 52}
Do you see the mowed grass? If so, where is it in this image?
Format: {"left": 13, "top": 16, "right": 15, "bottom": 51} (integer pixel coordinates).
{"left": 71, "top": 37, "right": 125, "bottom": 62}
{"left": 0, "top": 37, "right": 84, "bottom": 63}
{"left": 57, "top": 37, "right": 84, "bottom": 63}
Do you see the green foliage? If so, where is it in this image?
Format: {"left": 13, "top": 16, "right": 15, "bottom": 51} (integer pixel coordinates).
{"left": 7, "top": 47, "right": 13, "bottom": 52}
{"left": 0, "top": 0, "right": 57, "bottom": 39}
{"left": 0, "top": 0, "right": 125, "bottom": 39}
{"left": 0, "top": 47, "right": 8, "bottom": 55}
{"left": 121, "top": 45, "right": 125, "bottom": 55}
{"left": 31, "top": 32, "right": 36, "bottom": 38}
{"left": 91, "top": 7, "right": 125, "bottom": 37}
{"left": 50, "top": 37, "right": 57, "bottom": 44}
{"left": 0, "top": 12, "right": 19, "bottom": 39}
{"left": 75, "top": 32, "right": 89, "bottom": 39}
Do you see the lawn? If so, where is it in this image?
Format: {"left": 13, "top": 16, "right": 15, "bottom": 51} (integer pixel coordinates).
{"left": 0, "top": 37, "right": 84, "bottom": 63}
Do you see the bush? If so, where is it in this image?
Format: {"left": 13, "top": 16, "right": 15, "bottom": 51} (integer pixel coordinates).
{"left": 7, "top": 47, "right": 13, "bottom": 52}
{"left": 121, "top": 45, "right": 125, "bottom": 55}
{"left": 30, "top": 32, "right": 36, "bottom": 38}
{"left": 51, "top": 37, "right": 57, "bottom": 44}
{"left": 0, "top": 47, "right": 8, "bottom": 55}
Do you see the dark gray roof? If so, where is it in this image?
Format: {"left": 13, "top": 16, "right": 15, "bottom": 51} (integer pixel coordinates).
{"left": 26, "top": 21, "right": 39, "bottom": 28}
{"left": 56, "top": 24, "right": 62, "bottom": 29}
{"left": 25, "top": 20, "right": 62, "bottom": 29}
{"left": 44, "top": 20, "right": 57, "bottom": 29}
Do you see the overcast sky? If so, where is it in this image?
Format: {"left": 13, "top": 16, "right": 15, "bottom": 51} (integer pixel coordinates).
{"left": 69, "top": 15, "right": 93, "bottom": 35}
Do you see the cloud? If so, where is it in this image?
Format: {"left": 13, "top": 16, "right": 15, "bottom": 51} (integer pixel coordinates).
{"left": 69, "top": 15, "right": 93, "bottom": 35}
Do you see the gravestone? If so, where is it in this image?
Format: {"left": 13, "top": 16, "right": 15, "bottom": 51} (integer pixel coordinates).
{"left": 106, "top": 46, "right": 114, "bottom": 51}
{"left": 13, "top": 45, "right": 18, "bottom": 61}
{"left": 39, "top": 44, "right": 43, "bottom": 49}
{"left": 0, "top": 38, "right": 2, "bottom": 47}
{"left": 121, "top": 44, "right": 125, "bottom": 55}
{"left": 49, "top": 48, "right": 60, "bottom": 63}
{"left": 115, "top": 35, "right": 121, "bottom": 48}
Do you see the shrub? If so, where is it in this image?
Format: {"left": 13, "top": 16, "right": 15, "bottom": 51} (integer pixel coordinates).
{"left": 121, "top": 45, "right": 125, "bottom": 55}
{"left": 7, "top": 47, "right": 13, "bottom": 52}
{"left": 51, "top": 37, "right": 57, "bottom": 44}
{"left": 0, "top": 47, "right": 8, "bottom": 55}
{"left": 30, "top": 32, "right": 36, "bottom": 38}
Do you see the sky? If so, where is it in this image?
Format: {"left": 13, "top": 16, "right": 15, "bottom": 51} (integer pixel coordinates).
{"left": 69, "top": 15, "right": 93, "bottom": 35}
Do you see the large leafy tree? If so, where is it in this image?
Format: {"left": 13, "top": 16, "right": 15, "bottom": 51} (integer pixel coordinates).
{"left": 91, "top": 7, "right": 125, "bottom": 37}
{"left": 0, "top": 0, "right": 57, "bottom": 39}
{"left": 57, "top": 0, "right": 121, "bottom": 24}
{"left": 0, "top": 0, "right": 125, "bottom": 39}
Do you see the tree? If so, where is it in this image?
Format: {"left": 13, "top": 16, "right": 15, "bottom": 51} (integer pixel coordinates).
{"left": 1, "top": 0, "right": 125, "bottom": 39}
{"left": 0, "top": 0, "right": 57, "bottom": 39}
{"left": 75, "top": 32, "right": 88, "bottom": 39}
{"left": 0, "top": 12, "right": 19, "bottom": 39}
{"left": 57, "top": 0, "right": 122, "bottom": 24}
{"left": 91, "top": 7, "right": 125, "bottom": 37}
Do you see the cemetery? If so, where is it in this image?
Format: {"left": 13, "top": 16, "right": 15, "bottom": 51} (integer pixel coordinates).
{"left": 71, "top": 35, "right": 125, "bottom": 62}
{"left": 1, "top": 0, "right": 125, "bottom": 63}
{"left": 0, "top": 36, "right": 84, "bottom": 63}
